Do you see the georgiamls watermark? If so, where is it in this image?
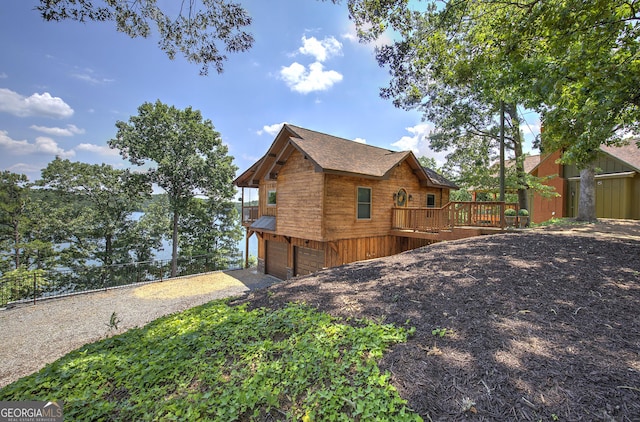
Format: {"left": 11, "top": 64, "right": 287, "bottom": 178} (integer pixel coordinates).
{"left": 0, "top": 401, "right": 63, "bottom": 422}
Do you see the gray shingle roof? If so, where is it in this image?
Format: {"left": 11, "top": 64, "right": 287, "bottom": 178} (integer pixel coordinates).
{"left": 286, "top": 125, "right": 409, "bottom": 178}
{"left": 234, "top": 124, "right": 457, "bottom": 189}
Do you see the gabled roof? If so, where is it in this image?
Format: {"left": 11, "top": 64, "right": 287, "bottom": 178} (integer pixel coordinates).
{"left": 505, "top": 154, "right": 541, "bottom": 174}
{"left": 601, "top": 143, "right": 640, "bottom": 172}
{"left": 234, "top": 124, "right": 457, "bottom": 189}
{"left": 287, "top": 125, "right": 409, "bottom": 178}
{"left": 525, "top": 143, "right": 640, "bottom": 175}
{"left": 423, "top": 167, "right": 458, "bottom": 188}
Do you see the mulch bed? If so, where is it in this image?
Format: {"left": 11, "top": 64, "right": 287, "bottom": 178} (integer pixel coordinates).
{"left": 235, "top": 223, "right": 640, "bottom": 421}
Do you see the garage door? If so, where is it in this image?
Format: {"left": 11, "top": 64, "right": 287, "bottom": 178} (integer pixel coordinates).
{"left": 266, "top": 241, "right": 288, "bottom": 280}
{"left": 295, "top": 246, "right": 325, "bottom": 277}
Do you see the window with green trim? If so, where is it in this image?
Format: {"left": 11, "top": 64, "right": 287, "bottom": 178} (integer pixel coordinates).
{"left": 357, "top": 187, "right": 371, "bottom": 219}
{"left": 267, "top": 190, "right": 277, "bottom": 206}
{"left": 427, "top": 194, "right": 436, "bottom": 208}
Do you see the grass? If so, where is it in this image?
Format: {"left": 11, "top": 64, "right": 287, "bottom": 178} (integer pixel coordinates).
{"left": 0, "top": 300, "right": 421, "bottom": 421}
{"left": 531, "top": 217, "right": 596, "bottom": 228}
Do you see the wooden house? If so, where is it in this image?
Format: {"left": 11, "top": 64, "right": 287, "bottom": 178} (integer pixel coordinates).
{"left": 529, "top": 143, "right": 640, "bottom": 223}
{"left": 234, "top": 124, "right": 457, "bottom": 279}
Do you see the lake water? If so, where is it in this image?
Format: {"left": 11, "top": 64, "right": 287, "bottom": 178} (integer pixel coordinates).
{"left": 131, "top": 212, "right": 257, "bottom": 263}
{"left": 154, "top": 230, "right": 257, "bottom": 262}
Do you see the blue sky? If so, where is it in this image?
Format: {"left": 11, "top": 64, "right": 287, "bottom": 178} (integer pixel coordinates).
{"left": 0, "top": 0, "right": 539, "bottom": 186}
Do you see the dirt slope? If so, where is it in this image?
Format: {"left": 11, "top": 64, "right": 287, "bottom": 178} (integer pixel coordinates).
{"left": 236, "top": 220, "right": 640, "bottom": 421}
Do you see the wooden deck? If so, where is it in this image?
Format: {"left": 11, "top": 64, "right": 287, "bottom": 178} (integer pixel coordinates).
{"left": 241, "top": 202, "right": 521, "bottom": 242}
{"left": 391, "top": 201, "right": 520, "bottom": 240}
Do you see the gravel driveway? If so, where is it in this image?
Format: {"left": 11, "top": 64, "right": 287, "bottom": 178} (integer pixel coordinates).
{"left": 0, "top": 268, "right": 279, "bottom": 388}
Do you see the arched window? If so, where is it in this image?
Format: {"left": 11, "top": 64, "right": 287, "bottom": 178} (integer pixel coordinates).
{"left": 395, "top": 188, "right": 408, "bottom": 207}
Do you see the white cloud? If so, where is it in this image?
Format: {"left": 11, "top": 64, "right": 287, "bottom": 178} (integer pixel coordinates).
{"left": 6, "top": 162, "right": 41, "bottom": 174}
{"left": 76, "top": 143, "right": 120, "bottom": 157}
{"left": 71, "top": 73, "right": 114, "bottom": 85}
{"left": 0, "top": 130, "right": 74, "bottom": 158}
{"left": 299, "top": 36, "right": 342, "bottom": 62}
{"left": 30, "top": 124, "right": 85, "bottom": 136}
{"left": 353, "top": 137, "right": 367, "bottom": 144}
{"left": 391, "top": 123, "right": 448, "bottom": 166}
{"left": 342, "top": 22, "right": 393, "bottom": 49}
{"left": 280, "top": 62, "right": 343, "bottom": 94}
{"left": 0, "top": 88, "right": 74, "bottom": 118}
{"left": 34, "top": 136, "right": 75, "bottom": 157}
{"left": 257, "top": 122, "right": 287, "bottom": 136}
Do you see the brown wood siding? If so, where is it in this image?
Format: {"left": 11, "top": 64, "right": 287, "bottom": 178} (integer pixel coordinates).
{"left": 257, "top": 233, "right": 435, "bottom": 277}
{"left": 260, "top": 181, "right": 278, "bottom": 217}
{"left": 325, "top": 235, "right": 435, "bottom": 268}
{"left": 323, "top": 161, "right": 436, "bottom": 241}
{"left": 276, "top": 149, "right": 324, "bottom": 240}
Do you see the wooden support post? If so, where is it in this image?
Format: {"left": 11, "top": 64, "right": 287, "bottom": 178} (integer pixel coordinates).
{"left": 245, "top": 228, "right": 250, "bottom": 268}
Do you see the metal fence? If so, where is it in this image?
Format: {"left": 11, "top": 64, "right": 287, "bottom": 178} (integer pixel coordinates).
{"left": 0, "top": 252, "right": 243, "bottom": 307}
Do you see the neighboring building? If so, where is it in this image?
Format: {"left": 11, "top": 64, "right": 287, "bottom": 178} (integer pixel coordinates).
{"left": 234, "top": 124, "right": 457, "bottom": 279}
{"left": 529, "top": 143, "right": 640, "bottom": 223}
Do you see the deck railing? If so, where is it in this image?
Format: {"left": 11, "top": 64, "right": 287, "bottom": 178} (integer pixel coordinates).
{"left": 392, "top": 206, "right": 450, "bottom": 232}
{"left": 241, "top": 206, "right": 259, "bottom": 226}
{"left": 392, "top": 201, "right": 518, "bottom": 232}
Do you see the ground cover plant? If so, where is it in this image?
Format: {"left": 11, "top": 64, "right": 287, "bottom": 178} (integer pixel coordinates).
{"left": 0, "top": 301, "right": 420, "bottom": 421}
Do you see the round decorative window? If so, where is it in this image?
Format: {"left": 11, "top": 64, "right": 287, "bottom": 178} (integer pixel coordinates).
{"left": 396, "top": 188, "right": 407, "bottom": 207}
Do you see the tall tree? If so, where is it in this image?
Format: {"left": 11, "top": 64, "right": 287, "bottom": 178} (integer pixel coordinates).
{"left": 179, "top": 198, "right": 242, "bottom": 269}
{"left": 110, "top": 100, "right": 238, "bottom": 277}
{"left": 517, "top": 0, "right": 640, "bottom": 220}
{"left": 348, "top": 0, "right": 532, "bottom": 210}
{"left": 0, "top": 171, "right": 30, "bottom": 270}
{"left": 348, "top": 0, "right": 640, "bottom": 221}
{"left": 38, "top": 158, "right": 151, "bottom": 268}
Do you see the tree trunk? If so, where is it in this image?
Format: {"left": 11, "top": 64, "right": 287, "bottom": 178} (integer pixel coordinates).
{"left": 577, "top": 163, "right": 597, "bottom": 222}
{"left": 170, "top": 210, "right": 179, "bottom": 278}
{"left": 505, "top": 103, "right": 529, "bottom": 212}
{"left": 105, "top": 233, "right": 112, "bottom": 267}
{"left": 13, "top": 220, "right": 20, "bottom": 269}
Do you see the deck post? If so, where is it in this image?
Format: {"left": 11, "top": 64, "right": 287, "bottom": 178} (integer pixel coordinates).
{"left": 245, "top": 227, "right": 250, "bottom": 268}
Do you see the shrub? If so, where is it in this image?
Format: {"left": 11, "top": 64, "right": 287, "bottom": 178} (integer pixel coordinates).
{"left": 504, "top": 208, "right": 517, "bottom": 216}
{"left": 518, "top": 209, "right": 529, "bottom": 216}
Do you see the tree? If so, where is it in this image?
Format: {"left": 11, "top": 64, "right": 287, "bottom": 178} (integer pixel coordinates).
{"left": 516, "top": 0, "right": 640, "bottom": 220}
{"left": 37, "top": 158, "right": 151, "bottom": 268}
{"left": 348, "top": 0, "right": 640, "bottom": 221}
{"left": 0, "top": 171, "right": 30, "bottom": 270}
{"left": 134, "top": 194, "right": 172, "bottom": 263}
{"left": 37, "top": 0, "right": 340, "bottom": 75}
{"left": 348, "top": 0, "right": 533, "bottom": 210}
{"left": 110, "top": 100, "right": 238, "bottom": 277}
{"left": 179, "top": 197, "right": 242, "bottom": 269}
{"left": 37, "top": 0, "right": 253, "bottom": 75}
{"left": 19, "top": 190, "right": 57, "bottom": 272}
